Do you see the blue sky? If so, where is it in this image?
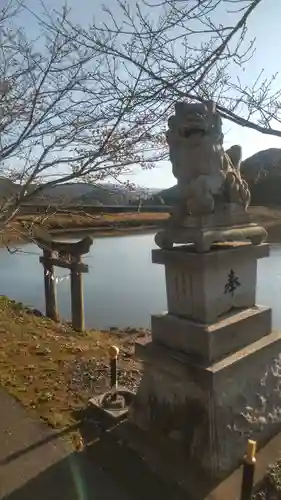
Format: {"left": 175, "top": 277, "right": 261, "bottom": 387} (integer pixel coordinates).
{"left": 12, "top": 0, "right": 281, "bottom": 189}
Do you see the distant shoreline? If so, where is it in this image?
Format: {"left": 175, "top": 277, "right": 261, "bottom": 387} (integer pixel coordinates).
{"left": 0, "top": 211, "right": 168, "bottom": 247}
{"left": 51, "top": 224, "right": 160, "bottom": 238}
{"left": 2, "top": 206, "right": 281, "bottom": 248}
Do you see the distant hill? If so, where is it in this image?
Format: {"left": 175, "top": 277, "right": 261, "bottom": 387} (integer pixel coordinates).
{"left": 241, "top": 148, "right": 281, "bottom": 183}
{"left": 3, "top": 147, "right": 281, "bottom": 209}
{"left": 0, "top": 179, "right": 160, "bottom": 207}
{"left": 147, "top": 185, "right": 178, "bottom": 206}
{"left": 241, "top": 148, "right": 281, "bottom": 205}
{"left": 0, "top": 177, "right": 20, "bottom": 198}
{"left": 154, "top": 148, "right": 281, "bottom": 207}
{"left": 34, "top": 183, "right": 159, "bottom": 205}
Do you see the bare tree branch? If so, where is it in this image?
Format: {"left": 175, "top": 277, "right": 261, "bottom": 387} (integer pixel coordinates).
{"left": 0, "top": 0, "right": 279, "bottom": 231}
{"left": 0, "top": 0, "right": 166, "bottom": 228}
{"left": 66, "top": 0, "right": 281, "bottom": 137}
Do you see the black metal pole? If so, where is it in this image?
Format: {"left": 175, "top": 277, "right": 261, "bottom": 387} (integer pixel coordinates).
{"left": 108, "top": 345, "right": 119, "bottom": 400}
{"left": 240, "top": 440, "right": 257, "bottom": 500}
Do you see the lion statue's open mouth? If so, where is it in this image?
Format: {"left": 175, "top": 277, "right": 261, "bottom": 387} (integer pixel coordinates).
{"left": 181, "top": 127, "right": 206, "bottom": 139}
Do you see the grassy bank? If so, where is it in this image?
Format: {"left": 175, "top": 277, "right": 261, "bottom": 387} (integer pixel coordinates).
{"left": 24, "top": 211, "right": 168, "bottom": 231}
{"left": 0, "top": 296, "right": 147, "bottom": 430}
{"left": 1, "top": 206, "right": 281, "bottom": 247}
{"left": 0, "top": 211, "right": 169, "bottom": 246}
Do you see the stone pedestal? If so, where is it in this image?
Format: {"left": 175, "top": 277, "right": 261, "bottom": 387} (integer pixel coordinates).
{"left": 155, "top": 242, "right": 268, "bottom": 323}
{"left": 155, "top": 223, "right": 267, "bottom": 252}
{"left": 151, "top": 306, "right": 271, "bottom": 362}
{"left": 155, "top": 208, "right": 267, "bottom": 252}
{"left": 128, "top": 241, "right": 281, "bottom": 494}
{"left": 131, "top": 331, "right": 281, "bottom": 480}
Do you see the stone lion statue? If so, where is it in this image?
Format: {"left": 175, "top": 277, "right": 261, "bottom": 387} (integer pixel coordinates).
{"left": 166, "top": 100, "right": 251, "bottom": 218}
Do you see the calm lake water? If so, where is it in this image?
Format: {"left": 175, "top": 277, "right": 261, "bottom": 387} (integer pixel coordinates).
{"left": 0, "top": 232, "right": 281, "bottom": 329}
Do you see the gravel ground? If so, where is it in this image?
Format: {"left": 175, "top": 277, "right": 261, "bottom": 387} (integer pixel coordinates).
{"left": 66, "top": 357, "right": 142, "bottom": 395}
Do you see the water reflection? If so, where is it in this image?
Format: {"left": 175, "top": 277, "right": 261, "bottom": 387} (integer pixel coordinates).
{"left": 0, "top": 234, "right": 280, "bottom": 329}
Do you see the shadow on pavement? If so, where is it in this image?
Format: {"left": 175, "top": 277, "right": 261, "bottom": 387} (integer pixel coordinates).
{"left": 3, "top": 452, "right": 130, "bottom": 500}
{"left": 1, "top": 397, "right": 187, "bottom": 500}
{"left": 75, "top": 407, "right": 187, "bottom": 500}
{"left": 1, "top": 423, "right": 80, "bottom": 466}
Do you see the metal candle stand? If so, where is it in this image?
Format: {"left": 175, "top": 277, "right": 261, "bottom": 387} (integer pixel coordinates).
{"left": 89, "top": 344, "right": 135, "bottom": 420}
{"left": 110, "top": 345, "right": 118, "bottom": 398}
{"left": 108, "top": 345, "right": 119, "bottom": 401}
{"left": 100, "top": 345, "right": 126, "bottom": 410}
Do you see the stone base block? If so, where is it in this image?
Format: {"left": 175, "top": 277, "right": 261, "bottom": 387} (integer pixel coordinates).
{"left": 130, "top": 331, "right": 281, "bottom": 482}
{"left": 151, "top": 305, "right": 272, "bottom": 362}
{"left": 153, "top": 243, "right": 269, "bottom": 323}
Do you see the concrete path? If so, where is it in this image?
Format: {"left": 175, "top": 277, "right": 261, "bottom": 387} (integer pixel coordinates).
{"left": 0, "top": 389, "right": 130, "bottom": 500}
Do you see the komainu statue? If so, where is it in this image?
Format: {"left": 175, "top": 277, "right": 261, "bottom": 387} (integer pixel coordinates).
{"left": 154, "top": 99, "right": 267, "bottom": 251}
{"left": 166, "top": 100, "right": 251, "bottom": 220}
